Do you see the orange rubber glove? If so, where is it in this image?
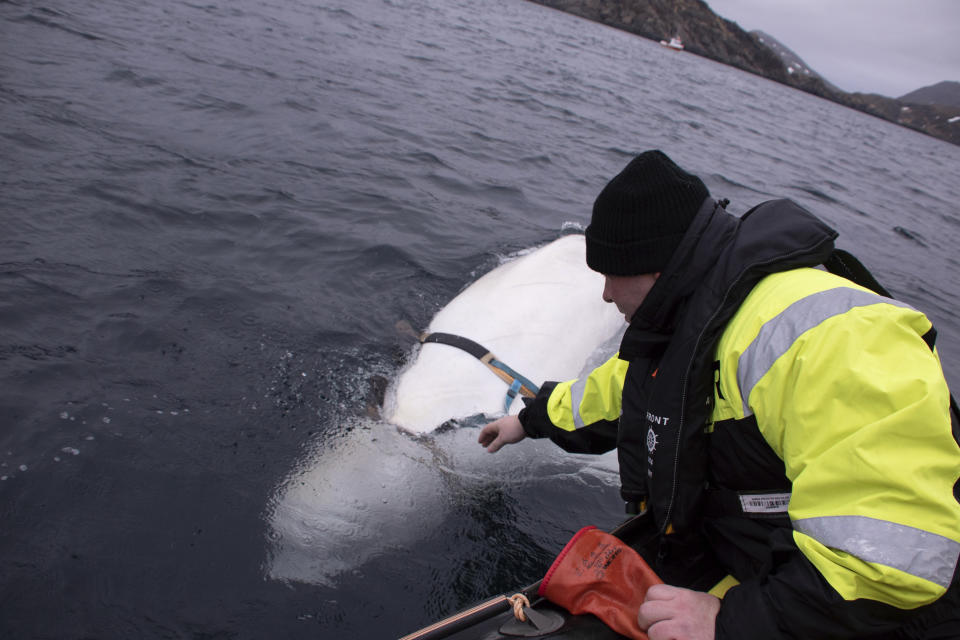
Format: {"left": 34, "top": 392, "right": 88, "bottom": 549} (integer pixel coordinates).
{"left": 538, "top": 525, "right": 662, "bottom": 640}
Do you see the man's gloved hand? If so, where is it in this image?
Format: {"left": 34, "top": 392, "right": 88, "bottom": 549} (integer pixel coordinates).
{"left": 539, "top": 526, "right": 662, "bottom": 640}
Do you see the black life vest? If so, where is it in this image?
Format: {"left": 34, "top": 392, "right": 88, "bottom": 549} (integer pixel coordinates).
{"left": 616, "top": 198, "right": 838, "bottom": 534}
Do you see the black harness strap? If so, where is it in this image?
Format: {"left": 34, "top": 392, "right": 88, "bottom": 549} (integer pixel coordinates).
{"left": 421, "top": 332, "right": 490, "bottom": 360}
{"left": 419, "top": 331, "right": 539, "bottom": 402}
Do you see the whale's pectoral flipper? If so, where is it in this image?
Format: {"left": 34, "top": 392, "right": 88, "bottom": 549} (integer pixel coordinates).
{"left": 395, "top": 319, "right": 420, "bottom": 342}
{"left": 365, "top": 374, "right": 389, "bottom": 419}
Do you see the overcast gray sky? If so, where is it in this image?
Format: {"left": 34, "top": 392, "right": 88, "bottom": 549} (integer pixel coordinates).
{"left": 704, "top": 0, "right": 959, "bottom": 97}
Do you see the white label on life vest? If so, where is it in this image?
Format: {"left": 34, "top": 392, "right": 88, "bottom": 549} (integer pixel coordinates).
{"left": 739, "top": 492, "right": 791, "bottom": 514}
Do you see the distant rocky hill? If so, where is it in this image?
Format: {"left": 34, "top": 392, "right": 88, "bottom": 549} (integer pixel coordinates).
{"left": 752, "top": 30, "right": 841, "bottom": 93}
{"left": 524, "top": 0, "right": 960, "bottom": 146}
{"left": 900, "top": 81, "right": 960, "bottom": 109}
{"left": 839, "top": 91, "right": 960, "bottom": 147}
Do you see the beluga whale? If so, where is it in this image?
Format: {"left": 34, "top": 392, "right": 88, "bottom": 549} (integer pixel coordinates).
{"left": 265, "top": 234, "right": 626, "bottom": 587}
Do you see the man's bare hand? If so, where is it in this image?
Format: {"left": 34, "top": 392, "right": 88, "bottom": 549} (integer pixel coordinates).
{"left": 477, "top": 415, "right": 526, "bottom": 453}
{"left": 637, "top": 584, "right": 720, "bottom": 640}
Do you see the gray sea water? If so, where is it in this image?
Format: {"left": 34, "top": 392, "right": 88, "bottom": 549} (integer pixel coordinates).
{"left": 2, "top": 0, "right": 959, "bottom": 638}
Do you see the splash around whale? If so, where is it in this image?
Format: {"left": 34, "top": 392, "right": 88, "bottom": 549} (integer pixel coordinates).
{"left": 265, "top": 234, "right": 626, "bottom": 586}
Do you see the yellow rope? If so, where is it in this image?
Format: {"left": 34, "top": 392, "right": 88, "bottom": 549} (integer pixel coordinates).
{"left": 507, "top": 593, "right": 530, "bottom": 622}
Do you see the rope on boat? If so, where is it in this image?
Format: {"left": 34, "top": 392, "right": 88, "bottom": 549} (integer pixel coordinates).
{"left": 507, "top": 593, "right": 530, "bottom": 622}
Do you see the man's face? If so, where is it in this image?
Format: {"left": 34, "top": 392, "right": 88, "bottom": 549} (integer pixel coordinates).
{"left": 602, "top": 272, "right": 660, "bottom": 323}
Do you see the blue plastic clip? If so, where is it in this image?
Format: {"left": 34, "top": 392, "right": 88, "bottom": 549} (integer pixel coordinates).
{"left": 503, "top": 378, "right": 523, "bottom": 413}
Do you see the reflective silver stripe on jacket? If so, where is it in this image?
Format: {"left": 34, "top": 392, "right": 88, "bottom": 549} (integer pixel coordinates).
{"left": 570, "top": 377, "right": 588, "bottom": 429}
{"left": 737, "top": 287, "right": 915, "bottom": 417}
{"left": 794, "top": 515, "right": 960, "bottom": 587}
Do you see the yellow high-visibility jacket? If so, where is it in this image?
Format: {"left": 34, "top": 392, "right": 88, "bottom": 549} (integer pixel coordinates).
{"left": 520, "top": 200, "right": 960, "bottom": 637}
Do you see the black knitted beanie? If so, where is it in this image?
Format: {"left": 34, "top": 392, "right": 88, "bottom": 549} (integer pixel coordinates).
{"left": 585, "top": 150, "right": 710, "bottom": 275}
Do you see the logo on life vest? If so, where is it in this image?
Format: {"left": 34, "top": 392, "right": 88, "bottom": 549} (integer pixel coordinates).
{"left": 646, "top": 427, "right": 658, "bottom": 453}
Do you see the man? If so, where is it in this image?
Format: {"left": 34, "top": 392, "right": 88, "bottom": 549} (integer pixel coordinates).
{"left": 478, "top": 151, "right": 960, "bottom": 639}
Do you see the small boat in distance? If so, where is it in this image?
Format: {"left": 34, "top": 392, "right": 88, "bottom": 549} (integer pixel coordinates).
{"left": 660, "top": 35, "right": 684, "bottom": 50}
